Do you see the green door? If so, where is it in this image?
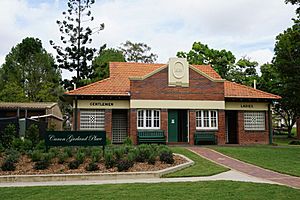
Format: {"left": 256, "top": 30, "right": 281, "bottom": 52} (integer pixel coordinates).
{"left": 168, "top": 110, "right": 178, "bottom": 142}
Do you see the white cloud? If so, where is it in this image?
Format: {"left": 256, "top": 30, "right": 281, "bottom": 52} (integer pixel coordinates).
{"left": 0, "top": 0, "right": 297, "bottom": 80}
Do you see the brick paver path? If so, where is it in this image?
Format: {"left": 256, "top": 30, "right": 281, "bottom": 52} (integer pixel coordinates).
{"left": 189, "top": 147, "right": 300, "bottom": 189}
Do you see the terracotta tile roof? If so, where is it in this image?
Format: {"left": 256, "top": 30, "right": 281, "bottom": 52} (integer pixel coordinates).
{"left": 224, "top": 81, "right": 281, "bottom": 99}
{"left": 193, "top": 65, "right": 222, "bottom": 80}
{"left": 66, "top": 62, "right": 165, "bottom": 96}
{"left": 0, "top": 102, "right": 57, "bottom": 109}
{"left": 66, "top": 62, "right": 280, "bottom": 100}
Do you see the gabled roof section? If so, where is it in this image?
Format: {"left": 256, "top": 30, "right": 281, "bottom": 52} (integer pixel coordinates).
{"left": 224, "top": 81, "right": 281, "bottom": 99}
{"left": 0, "top": 102, "right": 57, "bottom": 109}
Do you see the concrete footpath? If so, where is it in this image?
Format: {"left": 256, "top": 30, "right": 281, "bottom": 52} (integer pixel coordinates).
{"left": 0, "top": 170, "right": 275, "bottom": 187}
{"left": 189, "top": 147, "right": 300, "bottom": 189}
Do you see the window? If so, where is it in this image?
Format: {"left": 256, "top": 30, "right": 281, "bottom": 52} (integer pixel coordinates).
{"left": 80, "top": 110, "right": 105, "bottom": 130}
{"left": 137, "top": 110, "right": 160, "bottom": 129}
{"left": 196, "top": 110, "right": 218, "bottom": 130}
{"left": 244, "top": 112, "right": 265, "bottom": 131}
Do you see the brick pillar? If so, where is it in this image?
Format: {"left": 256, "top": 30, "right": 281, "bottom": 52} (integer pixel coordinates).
{"left": 237, "top": 111, "right": 243, "bottom": 144}
{"left": 129, "top": 109, "right": 137, "bottom": 144}
{"left": 105, "top": 109, "right": 112, "bottom": 141}
{"left": 297, "top": 118, "right": 300, "bottom": 140}
{"left": 217, "top": 110, "right": 226, "bottom": 145}
{"left": 161, "top": 109, "right": 168, "bottom": 142}
{"left": 189, "top": 110, "right": 196, "bottom": 145}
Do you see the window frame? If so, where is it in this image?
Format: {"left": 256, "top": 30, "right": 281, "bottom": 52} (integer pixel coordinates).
{"left": 137, "top": 109, "right": 161, "bottom": 129}
{"left": 80, "top": 109, "right": 105, "bottom": 130}
{"left": 244, "top": 111, "right": 266, "bottom": 131}
{"left": 196, "top": 110, "right": 218, "bottom": 130}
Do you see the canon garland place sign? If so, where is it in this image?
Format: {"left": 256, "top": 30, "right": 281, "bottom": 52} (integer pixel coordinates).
{"left": 45, "top": 131, "right": 106, "bottom": 147}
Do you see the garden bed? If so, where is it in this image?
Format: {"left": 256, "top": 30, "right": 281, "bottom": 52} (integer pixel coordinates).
{"left": 0, "top": 154, "right": 187, "bottom": 175}
{"left": 0, "top": 141, "right": 189, "bottom": 176}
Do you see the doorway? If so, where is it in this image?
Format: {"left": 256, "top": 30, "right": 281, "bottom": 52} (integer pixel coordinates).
{"left": 226, "top": 111, "right": 238, "bottom": 144}
{"left": 112, "top": 110, "right": 128, "bottom": 144}
{"left": 168, "top": 110, "right": 188, "bottom": 142}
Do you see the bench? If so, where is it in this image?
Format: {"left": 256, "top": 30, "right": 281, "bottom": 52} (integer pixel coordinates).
{"left": 137, "top": 130, "right": 166, "bottom": 144}
{"left": 194, "top": 132, "right": 217, "bottom": 145}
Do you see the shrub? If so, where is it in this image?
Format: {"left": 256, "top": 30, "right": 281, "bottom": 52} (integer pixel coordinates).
{"left": 148, "top": 152, "right": 157, "bottom": 165}
{"left": 0, "top": 143, "right": 4, "bottom": 153}
{"left": 104, "top": 151, "right": 115, "bottom": 169}
{"left": 34, "top": 160, "right": 50, "bottom": 170}
{"left": 114, "top": 146, "right": 126, "bottom": 161}
{"left": 68, "top": 160, "right": 80, "bottom": 169}
{"left": 22, "top": 139, "right": 33, "bottom": 152}
{"left": 135, "top": 144, "right": 152, "bottom": 162}
{"left": 86, "top": 162, "right": 99, "bottom": 171}
{"left": 12, "top": 138, "right": 33, "bottom": 153}
{"left": 123, "top": 137, "right": 133, "bottom": 146}
{"left": 84, "top": 147, "right": 92, "bottom": 157}
{"left": 5, "top": 149, "right": 20, "bottom": 163}
{"left": 49, "top": 148, "right": 60, "bottom": 157}
{"left": 31, "top": 150, "right": 43, "bottom": 162}
{"left": 159, "top": 150, "right": 174, "bottom": 164}
{"left": 35, "top": 140, "right": 46, "bottom": 152}
{"left": 43, "top": 152, "right": 55, "bottom": 163}
{"left": 91, "top": 148, "right": 102, "bottom": 163}
{"left": 289, "top": 140, "right": 300, "bottom": 145}
{"left": 116, "top": 158, "right": 134, "bottom": 172}
{"left": 1, "top": 160, "right": 16, "bottom": 171}
{"left": 0, "top": 124, "right": 17, "bottom": 148}
{"left": 63, "top": 147, "right": 73, "bottom": 157}
{"left": 58, "top": 152, "right": 69, "bottom": 164}
{"left": 25, "top": 124, "right": 40, "bottom": 146}
{"left": 127, "top": 149, "right": 138, "bottom": 162}
{"left": 76, "top": 151, "right": 85, "bottom": 164}
{"left": 106, "top": 138, "right": 112, "bottom": 145}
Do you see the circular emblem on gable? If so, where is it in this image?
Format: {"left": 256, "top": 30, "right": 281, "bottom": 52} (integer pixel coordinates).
{"left": 173, "top": 62, "right": 185, "bottom": 79}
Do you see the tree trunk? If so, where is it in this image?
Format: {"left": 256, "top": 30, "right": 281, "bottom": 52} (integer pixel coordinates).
{"left": 287, "top": 126, "right": 293, "bottom": 138}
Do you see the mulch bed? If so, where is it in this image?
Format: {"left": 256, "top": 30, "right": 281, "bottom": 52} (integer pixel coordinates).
{"left": 0, "top": 155, "right": 187, "bottom": 175}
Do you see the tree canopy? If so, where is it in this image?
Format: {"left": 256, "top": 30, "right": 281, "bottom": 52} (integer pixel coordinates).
{"left": 50, "top": 0, "right": 104, "bottom": 90}
{"left": 177, "top": 42, "right": 236, "bottom": 79}
{"left": 119, "top": 41, "right": 158, "bottom": 63}
{"left": 92, "top": 48, "right": 126, "bottom": 81}
{"left": 0, "top": 37, "right": 62, "bottom": 102}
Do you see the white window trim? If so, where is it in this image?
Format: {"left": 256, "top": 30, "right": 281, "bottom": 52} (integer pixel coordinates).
{"left": 137, "top": 109, "right": 160, "bottom": 129}
{"left": 196, "top": 110, "right": 218, "bottom": 130}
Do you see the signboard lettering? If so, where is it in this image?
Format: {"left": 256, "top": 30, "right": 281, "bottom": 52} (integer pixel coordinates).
{"left": 241, "top": 104, "right": 254, "bottom": 108}
{"left": 90, "top": 102, "right": 114, "bottom": 106}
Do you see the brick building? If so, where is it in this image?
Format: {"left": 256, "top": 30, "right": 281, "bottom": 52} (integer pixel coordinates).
{"left": 65, "top": 58, "right": 280, "bottom": 145}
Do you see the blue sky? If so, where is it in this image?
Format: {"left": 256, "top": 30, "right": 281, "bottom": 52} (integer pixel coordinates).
{"left": 0, "top": 0, "right": 296, "bottom": 79}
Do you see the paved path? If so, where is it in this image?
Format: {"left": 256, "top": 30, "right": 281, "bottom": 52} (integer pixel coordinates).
{"left": 0, "top": 170, "right": 274, "bottom": 187}
{"left": 189, "top": 147, "right": 300, "bottom": 189}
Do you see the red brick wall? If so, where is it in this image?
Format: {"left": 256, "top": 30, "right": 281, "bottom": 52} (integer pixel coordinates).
{"left": 189, "top": 110, "right": 196, "bottom": 145}
{"left": 130, "top": 68, "right": 224, "bottom": 101}
{"left": 129, "top": 109, "right": 137, "bottom": 144}
{"left": 105, "top": 109, "right": 112, "bottom": 141}
{"left": 297, "top": 118, "right": 300, "bottom": 140}
{"left": 237, "top": 111, "right": 269, "bottom": 144}
{"left": 161, "top": 109, "right": 168, "bottom": 142}
{"left": 217, "top": 110, "right": 226, "bottom": 144}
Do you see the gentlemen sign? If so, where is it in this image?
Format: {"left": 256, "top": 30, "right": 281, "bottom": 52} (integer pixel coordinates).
{"left": 76, "top": 100, "right": 130, "bottom": 109}
{"left": 45, "top": 131, "right": 106, "bottom": 147}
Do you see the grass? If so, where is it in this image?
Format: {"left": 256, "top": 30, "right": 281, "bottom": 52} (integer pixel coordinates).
{"left": 164, "top": 147, "right": 228, "bottom": 177}
{"left": 273, "top": 135, "right": 300, "bottom": 146}
{"left": 0, "top": 181, "right": 299, "bottom": 200}
{"left": 212, "top": 146, "right": 300, "bottom": 177}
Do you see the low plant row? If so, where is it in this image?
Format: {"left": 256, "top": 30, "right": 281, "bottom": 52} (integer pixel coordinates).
{"left": 0, "top": 143, "right": 175, "bottom": 172}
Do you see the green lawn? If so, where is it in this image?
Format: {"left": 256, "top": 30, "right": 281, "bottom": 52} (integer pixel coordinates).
{"left": 164, "top": 147, "right": 228, "bottom": 177}
{"left": 0, "top": 181, "right": 299, "bottom": 200}
{"left": 273, "top": 134, "right": 300, "bottom": 146}
{"left": 212, "top": 146, "right": 300, "bottom": 177}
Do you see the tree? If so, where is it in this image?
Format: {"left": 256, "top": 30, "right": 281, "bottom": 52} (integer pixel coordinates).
{"left": 285, "top": 0, "right": 300, "bottom": 15}
{"left": 272, "top": 16, "right": 300, "bottom": 137}
{"left": 119, "top": 41, "right": 158, "bottom": 63}
{"left": 227, "top": 57, "right": 259, "bottom": 87}
{"left": 0, "top": 37, "right": 62, "bottom": 102}
{"left": 92, "top": 48, "right": 126, "bottom": 81}
{"left": 177, "top": 42, "right": 236, "bottom": 79}
{"left": 50, "top": 0, "right": 104, "bottom": 90}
